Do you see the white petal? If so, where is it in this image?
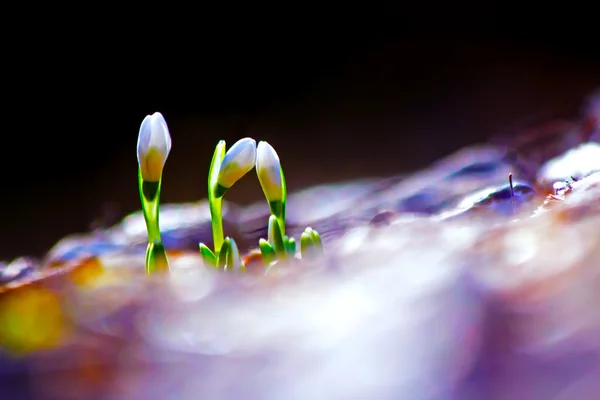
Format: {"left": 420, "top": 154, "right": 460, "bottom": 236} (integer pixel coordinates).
{"left": 217, "top": 138, "right": 257, "bottom": 188}
{"left": 150, "top": 112, "right": 172, "bottom": 157}
{"left": 137, "top": 115, "right": 153, "bottom": 166}
{"left": 137, "top": 112, "right": 172, "bottom": 181}
{"left": 222, "top": 137, "right": 256, "bottom": 169}
{"left": 256, "top": 141, "right": 282, "bottom": 201}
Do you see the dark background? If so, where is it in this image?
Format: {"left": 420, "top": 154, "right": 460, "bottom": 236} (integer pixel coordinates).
{"left": 2, "top": 7, "right": 599, "bottom": 260}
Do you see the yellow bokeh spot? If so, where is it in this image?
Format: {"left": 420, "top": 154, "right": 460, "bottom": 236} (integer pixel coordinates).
{"left": 69, "top": 257, "right": 104, "bottom": 287}
{"left": 0, "top": 285, "right": 68, "bottom": 354}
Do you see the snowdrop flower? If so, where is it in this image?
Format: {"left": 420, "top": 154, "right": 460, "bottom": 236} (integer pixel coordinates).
{"left": 137, "top": 112, "right": 172, "bottom": 182}
{"left": 216, "top": 137, "right": 257, "bottom": 191}
{"left": 256, "top": 141, "right": 283, "bottom": 202}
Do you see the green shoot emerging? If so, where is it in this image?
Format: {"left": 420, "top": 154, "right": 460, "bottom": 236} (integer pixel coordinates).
{"left": 216, "top": 237, "right": 244, "bottom": 270}
{"left": 199, "top": 138, "right": 256, "bottom": 268}
{"left": 137, "top": 112, "right": 172, "bottom": 274}
{"left": 136, "top": 124, "right": 324, "bottom": 272}
{"left": 256, "top": 141, "right": 323, "bottom": 266}
{"left": 300, "top": 227, "right": 324, "bottom": 259}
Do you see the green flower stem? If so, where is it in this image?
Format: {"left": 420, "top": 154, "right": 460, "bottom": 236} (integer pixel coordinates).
{"left": 278, "top": 165, "right": 287, "bottom": 236}
{"left": 265, "top": 165, "right": 287, "bottom": 238}
{"left": 208, "top": 141, "right": 227, "bottom": 255}
{"left": 138, "top": 167, "right": 169, "bottom": 273}
{"left": 146, "top": 241, "right": 169, "bottom": 274}
{"left": 209, "top": 194, "right": 224, "bottom": 255}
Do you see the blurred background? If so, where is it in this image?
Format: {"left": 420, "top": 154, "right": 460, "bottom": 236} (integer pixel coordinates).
{"left": 2, "top": 6, "right": 599, "bottom": 260}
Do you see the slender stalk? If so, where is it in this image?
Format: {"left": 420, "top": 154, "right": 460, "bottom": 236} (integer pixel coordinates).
{"left": 209, "top": 194, "right": 224, "bottom": 255}
{"left": 275, "top": 164, "right": 287, "bottom": 237}
{"left": 208, "top": 141, "right": 226, "bottom": 255}
{"left": 145, "top": 240, "right": 169, "bottom": 274}
{"left": 138, "top": 167, "right": 169, "bottom": 273}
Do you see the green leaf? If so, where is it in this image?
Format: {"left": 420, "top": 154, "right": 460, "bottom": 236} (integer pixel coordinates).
{"left": 279, "top": 165, "right": 287, "bottom": 237}
{"left": 199, "top": 243, "right": 217, "bottom": 267}
{"left": 286, "top": 237, "right": 296, "bottom": 256}
{"left": 227, "top": 237, "right": 244, "bottom": 270}
{"left": 300, "top": 227, "right": 323, "bottom": 259}
{"left": 218, "top": 238, "right": 231, "bottom": 269}
{"left": 259, "top": 238, "right": 276, "bottom": 265}
{"left": 310, "top": 229, "right": 323, "bottom": 251}
{"left": 300, "top": 230, "right": 312, "bottom": 258}
{"left": 226, "top": 240, "right": 235, "bottom": 269}
{"left": 268, "top": 215, "right": 286, "bottom": 258}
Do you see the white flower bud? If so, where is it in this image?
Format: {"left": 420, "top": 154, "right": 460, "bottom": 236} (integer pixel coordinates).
{"left": 216, "top": 138, "right": 257, "bottom": 189}
{"left": 137, "top": 112, "right": 172, "bottom": 182}
{"left": 256, "top": 141, "right": 283, "bottom": 202}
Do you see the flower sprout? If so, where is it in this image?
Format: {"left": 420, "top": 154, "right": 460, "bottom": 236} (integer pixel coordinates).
{"left": 256, "top": 140, "right": 287, "bottom": 237}
{"left": 300, "top": 227, "right": 323, "bottom": 259}
{"left": 136, "top": 112, "right": 172, "bottom": 273}
{"left": 137, "top": 112, "right": 172, "bottom": 182}
{"left": 227, "top": 237, "right": 244, "bottom": 270}
{"left": 218, "top": 237, "right": 244, "bottom": 270}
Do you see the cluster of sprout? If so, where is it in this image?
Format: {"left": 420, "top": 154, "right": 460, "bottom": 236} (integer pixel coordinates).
{"left": 136, "top": 112, "right": 323, "bottom": 274}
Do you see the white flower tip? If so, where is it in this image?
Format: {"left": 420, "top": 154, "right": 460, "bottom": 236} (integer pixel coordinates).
{"left": 216, "top": 137, "right": 257, "bottom": 188}
{"left": 256, "top": 141, "right": 282, "bottom": 201}
{"left": 227, "top": 137, "right": 256, "bottom": 164}
{"left": 256, "top": 141, "right": 280, "bottom": 167}
{"left": 137, "top": 112, "right": 172, "bottom": 181}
